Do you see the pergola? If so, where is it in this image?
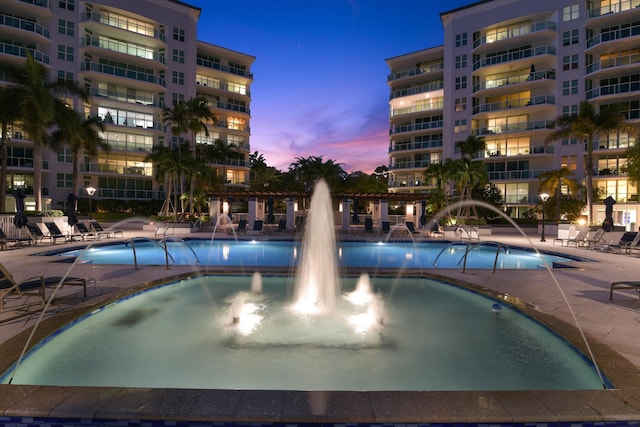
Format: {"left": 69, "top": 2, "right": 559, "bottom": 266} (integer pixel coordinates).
{"left": 207, "top": 190, "right": 432, "bottom": 231}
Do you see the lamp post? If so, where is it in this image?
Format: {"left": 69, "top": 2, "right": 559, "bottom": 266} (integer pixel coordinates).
{"left": 540, "top": 192, "right": 549, "bottom": 242}
{"left": 86, "top": 187, "right": 96, "bottom": 220}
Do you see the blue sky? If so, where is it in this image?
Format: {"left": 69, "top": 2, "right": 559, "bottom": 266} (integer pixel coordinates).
{"left": 189, "top": 0, "right": 473, "bottom": 173}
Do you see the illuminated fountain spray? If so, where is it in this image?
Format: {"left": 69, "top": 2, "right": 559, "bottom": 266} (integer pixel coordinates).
{"left": 291, "top": 179, "right": 339, "bottom": 314}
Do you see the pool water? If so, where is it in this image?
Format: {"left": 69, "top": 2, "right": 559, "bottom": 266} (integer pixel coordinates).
{"left": 1, "top": 274, "right": 605, "bottom": 390}
{"left": 54, "top": 239, "right": 580, "bottom": 269}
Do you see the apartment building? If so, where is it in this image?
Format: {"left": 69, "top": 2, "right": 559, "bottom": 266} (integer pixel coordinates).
{"left": 387, "top": 0, "right": 639, "bottom": 226}
{"left": 0, "top": 0, "right": 254, "bottom": 212}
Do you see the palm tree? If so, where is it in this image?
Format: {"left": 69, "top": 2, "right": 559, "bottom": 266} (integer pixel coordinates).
{"left": 446, "top": 157, "right": 487, "bottom": 221}
{"left": 51, "top": 110, "right": 109, "bottom": 196}
{"left": 455, "top": 135, "right": 486, "bottom": 160}
{"left": 538, "top": 167, "right": 580, "bottom": 220}
{"left": 623, "top": 142, "right": 640, "bottom": 187}
{"left": 0, "top": 52, "right": 87, "bottom": 211}
{"left": 546, "top": 101, "right": 636, "bottom": 224}
{"left": 145, "top": 143, "right": 190, "bottom": 219}
{"left": 423, "top": 161, "right": 452, "bottom": 218}
{"left": 0, "top": 86, "right": 21, "bottom": 212}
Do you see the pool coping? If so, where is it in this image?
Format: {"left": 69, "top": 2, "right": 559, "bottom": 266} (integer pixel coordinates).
{"left": 1, "top": 270, "right": 640, "bottom": 424}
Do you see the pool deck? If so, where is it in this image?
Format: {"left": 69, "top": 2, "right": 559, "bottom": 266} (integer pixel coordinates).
{"left": 1, "top": 224, "right": 640, "bottom": 425}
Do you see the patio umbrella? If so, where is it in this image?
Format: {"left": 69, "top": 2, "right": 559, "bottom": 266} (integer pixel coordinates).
{"left": 267, "top": 197, "right": 275, "bottom": 224}
{"left": 12, "top": 189, "right": 28, "bottom": 229}
{"left": 603, "top": 196, "right": 616, "bottom": 232}
{"left": 420, "top": 200, "right": 427, "bottom": 228}
{"left": 352, "top": 198, "right": 360, "bottom": 225}
{"left": 67, "top": 193, "right": 78, "bottom": 227}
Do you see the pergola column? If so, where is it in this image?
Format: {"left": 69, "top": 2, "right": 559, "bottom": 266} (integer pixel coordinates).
{"left": 341, "top": 199, "right": 351, "bottom": 231}
{"left": 286, "top": 198, "right": 296, "bottom": 230}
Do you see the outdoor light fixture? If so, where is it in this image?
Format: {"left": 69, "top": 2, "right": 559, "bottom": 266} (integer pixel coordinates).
{"left": 540, "top": 192, "right": 549, "bottom": 242}
{"left": 86, "top": 187, "right": 97, "bottom": 220}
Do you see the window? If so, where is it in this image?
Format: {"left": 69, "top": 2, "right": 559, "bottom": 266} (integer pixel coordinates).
{"left": 58, "top": 19, "right": 74, "bottom": 36}
{"left": 57, "top": 70, "right": 74, "bottom": 82}
{"left": 172, "top": 92, "right": 185, "bottom": 105}
{"left": 563, "top": 54, "right": 579, "bottom": 70}
{"left": 562, "top": 104, "right": 578, "bottom": 117}
{"left": 58, "top": 0, "right": 74, "bottom": 10}
{"left": 455, "top": 54, "right": 467, "bottom": 69}
{"left": 172, "top": 49, "right": 185, "bottom": 64}
{"left": 57, "top": 45, "right": 73, "bottom": 61}
{"left": 561, "top": 137, "right": 579, "bottom": 145}
{"left": 562, "top": 79, "right": 579, "bottom": 95}
{"left": 454, "top": 119, "right": 467, "bottom": 133}
{"left": 455, "top": 32, "right": 467, "bottom": 47}
{"left": 561, "top": 155, "right": 578, "bottom": 172}
{"left": 454, "top": 98, "right": 467, "bottom": 112}
{"left": 563, "top": 4, "right": 579, "bottom": 21}
{"left": 455, "top": 76, "right": 467, "bottom": 90}
{"left": 172, "top": 71, "right": 184, "bottom": 85}
{"left": 563, "top": 29, "right": 579, "bottom": 45}
{"left": 57, "top": 173, "right": 73, "bottom": 189}
{"left": 173, "top": 27, "right": 185, "bottom": 42}
{"left": 57, "top": 147, "right": 72, "bottom": 163}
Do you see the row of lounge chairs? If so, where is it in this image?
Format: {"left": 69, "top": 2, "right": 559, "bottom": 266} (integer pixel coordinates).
{"left": 555, "top": 228, "right": 640, "bottom": 254}
{"left": 0, "top": 220, "right": 122, "bottom": 248}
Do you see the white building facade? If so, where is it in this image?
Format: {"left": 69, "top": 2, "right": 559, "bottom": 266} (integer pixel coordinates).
{"left": 0, "top": 0, "right": 254, "bottom": 212}
{"left": 387, "top": 0, "right": 639, "bottom": 228}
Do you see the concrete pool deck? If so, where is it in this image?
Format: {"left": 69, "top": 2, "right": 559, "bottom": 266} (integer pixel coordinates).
{"left": 0, "top": 225, "right": 639, "bottom": 425}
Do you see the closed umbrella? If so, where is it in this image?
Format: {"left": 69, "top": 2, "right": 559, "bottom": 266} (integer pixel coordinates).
{"left": 420, "top": 200, "right": 427, "bottom": 228}
{"left": 603, "top": 196, "right": 616, "bottom": 232}
{"left": 12, "top": 189, "right": 28, "bottom": 229}
{"left": 267, "top": 198, "right": 275, "bottom": 224}
{"left": 67, "top": 193, "right": 78, "bottom": 227}
{"left": 352, "top": 199, "right": 360, "bottom": 225}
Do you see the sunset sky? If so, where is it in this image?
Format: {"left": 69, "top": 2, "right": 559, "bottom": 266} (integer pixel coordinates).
{"left": 189, "top": 0, "right": 473, "bottom": 173}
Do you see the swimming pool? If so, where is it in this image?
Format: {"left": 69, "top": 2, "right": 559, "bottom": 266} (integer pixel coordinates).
{"left": 0, "top": 274, "right": 607, "bottom": 390}
{"left": 49, "top": 239, "right": 585, "bottom": 269}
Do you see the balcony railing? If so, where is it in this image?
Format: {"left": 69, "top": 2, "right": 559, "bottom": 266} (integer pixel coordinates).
{"left": 0, "top": 42, "right": 49, "bottom": 64}
{"left": 390, "top": 121, "right": 443, "bottom": 135}
{"left": 389, "top": 139, "right": 443, "bottom": 152}
{"left": 82, "top": 37, "right": 165, "bottom": 64}
{"left": 197, "top": 57, "right": 253, "bottom": 78}
{"left": 0, "top": 13, "right": 50, "bottom": 39}
{"left": 81, "top": 12, "right": 165, "bottom": 42}
{"left": 472, "top": 120, "right": 552, "bottom": 136}
{"left": 587, "top": 52, "right": 640, "bottom": 74}
{"left": 473, "top": 45, "right": 556, "bottom": 70}
{"left": 89, "top": 88, "right": 162, "bottom": 108}
{"left": 472, "top": 95, "right": 555, "bottom": 115}
{"left": 387, "top": 62, "right": 444, "bottom": 81}
{"left": 473, "top": 20, "right": 556, "bottom": 48}
{"left": 587, "top": 21, "right": 640, "bottom": 48}
{"left": 487, "top": 169, "right": 548, "bottom": 180}
{"left": 81, "top": 62, "right": 166, "bottom": 87}
{"left": 18, "top": 0, "right": 48, "bottom": 8}
{"left": 589, "top": 0, "right": 640, "bottom": 18}
{"left": 473, "top": 69, "right": 555, "bottom": 92}
{"left": 586, "top": 80, "right": 640, "bottom": 99}
{"left": 210, "top": 101, "right": 249, "bottom": 114}
{"left": 390, "top": 160, "right": 432, "bottom": 170}
{"left": 391, "top": 99, "right": 444, "bottom": 117}
{"left": 390, "top": 81, "right": 443, "bottom": 100}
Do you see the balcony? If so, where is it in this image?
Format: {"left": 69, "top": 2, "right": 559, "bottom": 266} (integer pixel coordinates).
{"left": 390, "top": 121, "right": 443, "bottom": 135}
{"left": 389, "top": 140, "right": 443, "bottom": 152}
{"left": 390, "top": 160, "right": 431, "bottom": 170}
{"left": 209, "top": 101, "right": 250, "bottom": 115}
{"left": 387, "top": 62, "right": 444, "bottom": 82}
{"left": 473, "top": 45, "right": 556, "bottom": 71}
{"left": 197, "top": 57, "right": 253, "bottom": 79}
{"left": 0, "top": 42, "right": 49, "bottom": 65}
{"left": 487, "top": 169, "right": 548, "bottom": 180}
{"left": 391, "top": 99, "right": 444, "bottom": 118}
{"left": 0, "top": 13, "right": 50, "bottom": 40}
{"left": 81, "top": 36, "right": 165, "bottom": 66}
{"left": 589, "top": 0, "right": 640, "bottom": 19}
{"left": 80, "top": 62, "right": 166, "bottom": 88}
{"left": 472, "top": 120, "right": 552, "bottom": 136}
{"left": 586, "top": 52, "right": 640, "bottom": 76}
{"left": 472, "top": 95, "right": 555, "bottom": 115}
{"left": 81, "top": 12, "right": 166, "bottom": 44}
{"left": 586, "top": 79, "right": 640, "bottom": 100}
{"left": 473, "top": 69, "right": 555, "bottom": 92}
{"left": 390, "top": 81, "right": 443, "bottom": 100}
{"left": 89, "top": 88, "right": 163, "bottom": 108}
{"left": 473, "top": 20, "right": 557, "bottom": 49}
{"left": 586, "top": 21, "right": 640, "bottom": 49}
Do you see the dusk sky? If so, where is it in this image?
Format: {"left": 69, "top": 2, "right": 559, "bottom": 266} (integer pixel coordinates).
{"left": 189, "top": 0, "right": 473, "bottom": 174}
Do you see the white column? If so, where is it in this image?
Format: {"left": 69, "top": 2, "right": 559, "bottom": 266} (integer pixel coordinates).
{"left": 248, "top": 197, "right": 258, "bottom": 229}
{"left": 286, "top": 198, "right": 296, "bottom": 230}
{"left": 341, "top": 199, "right": 351, "bottom": 231}
{"left": 209, "top": 197, "right": 221, "bottom": 225}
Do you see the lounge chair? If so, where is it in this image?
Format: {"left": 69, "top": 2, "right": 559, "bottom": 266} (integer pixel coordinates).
{"left": 381, "top": 221, "right": 390, "bottom": 234}
{"left": 585, "top": 229, "right": 606, "bottom": 249}
{"left": 89, "top": 220, "right": 123, "bottom": 239}
{"left": 563, "top": 228, "right": 589, "bottom": 247}
{"left": 0, "top": 262, "right": 86, "bottom": 310}
{"left": 75, "top": 221, "right": 97, "bottom": 240}
{"left": 597, "top": 232, "right": 639, "bottom": 253}
{"left": 247, "top": 220, "right": 264, "bottom": 235}
{"left": 0, "top": 228, "right": 32, "bottom": 249}
{"left": 26, "top": 223, "right": 49, "bottom": 245}
{"left": 274, "top": 219, "right": 287, "bottom": 232}
{"left": 44, "top": 222, "right": 69, "bottom": 244}
{"left": 231, "top": 219, "right": 247, "bottom": 234}
{"left": 364, "top": 218, "right": 374, "bottom": 235}
{"left": 405, "top": 221, "right": 418, "bottom": 234}
{"left": 610, "top": 281, "right": 640, "bottom": 300}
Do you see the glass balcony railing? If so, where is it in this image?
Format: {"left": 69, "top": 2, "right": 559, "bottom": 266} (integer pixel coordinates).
{"left": 487, "top": 169, "right": 548, "bottom": 180}
{"left": 472, "top": 120, "right": 552, "bottom": 136}
{"left": 587, "top": 21, "right": 640, "bottom": 48}
{"left": 390, "top": 81, "right": 443, "bottom": 100}
{"left": 587, "top": 52, "right": 640, "bottom": 74}
{"left": 472, "top": 95, "right": 555, "bottom": 114}
{"left": 89, "top": 88, "right": 163, "bottom": 108}
{"left": 390, "top": 121, "right": 443, "bottom": 135}
{"left": 389, "top": 140, "right": 443, "bottom": 152}
{"left": 81, "top": 12, "right": 165, "bottom": 42}
{"left": 81, "top": 62, "right": 166, "bottom": 87}
{"left": 0, "top": 13, "right": 50, "bottom": 39}
{"left": 391, "top": 100, "right": 444, "bottom": 117}
{"left": 18, "top": 0, "right": 48, "bottom": 8}
{"left": 589, "top": 0, "right": 640, "bottom": 18}
{"left": 473, "top": 45, "right": 556, "bottom": 70}
{"left": 82, "top": 37, "right": 164, "bottom": 64}
{"left": 586, "top": 80, "right": 640, "bottom": 99}
{"left": 473, "top": 20, "right": 556, "bottom": 48}
{"left": 197, "top": 57, "right": 253, "bottom": 78}
{"left": 473, "top": 69, "right": 555, "bottom": 92}
{"left": 0, "top": 42, "right": 49, "bottom": 64}
{"left": 387, "top": 62, "right": 444, "bottom": 81}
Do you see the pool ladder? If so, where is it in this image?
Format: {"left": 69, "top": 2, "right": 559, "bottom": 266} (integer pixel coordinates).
{"left": 125, "top": 237, "right": 200, "bottom": 269}
{"left": 433, "top": 241, "right": 507, "bottom": 273}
